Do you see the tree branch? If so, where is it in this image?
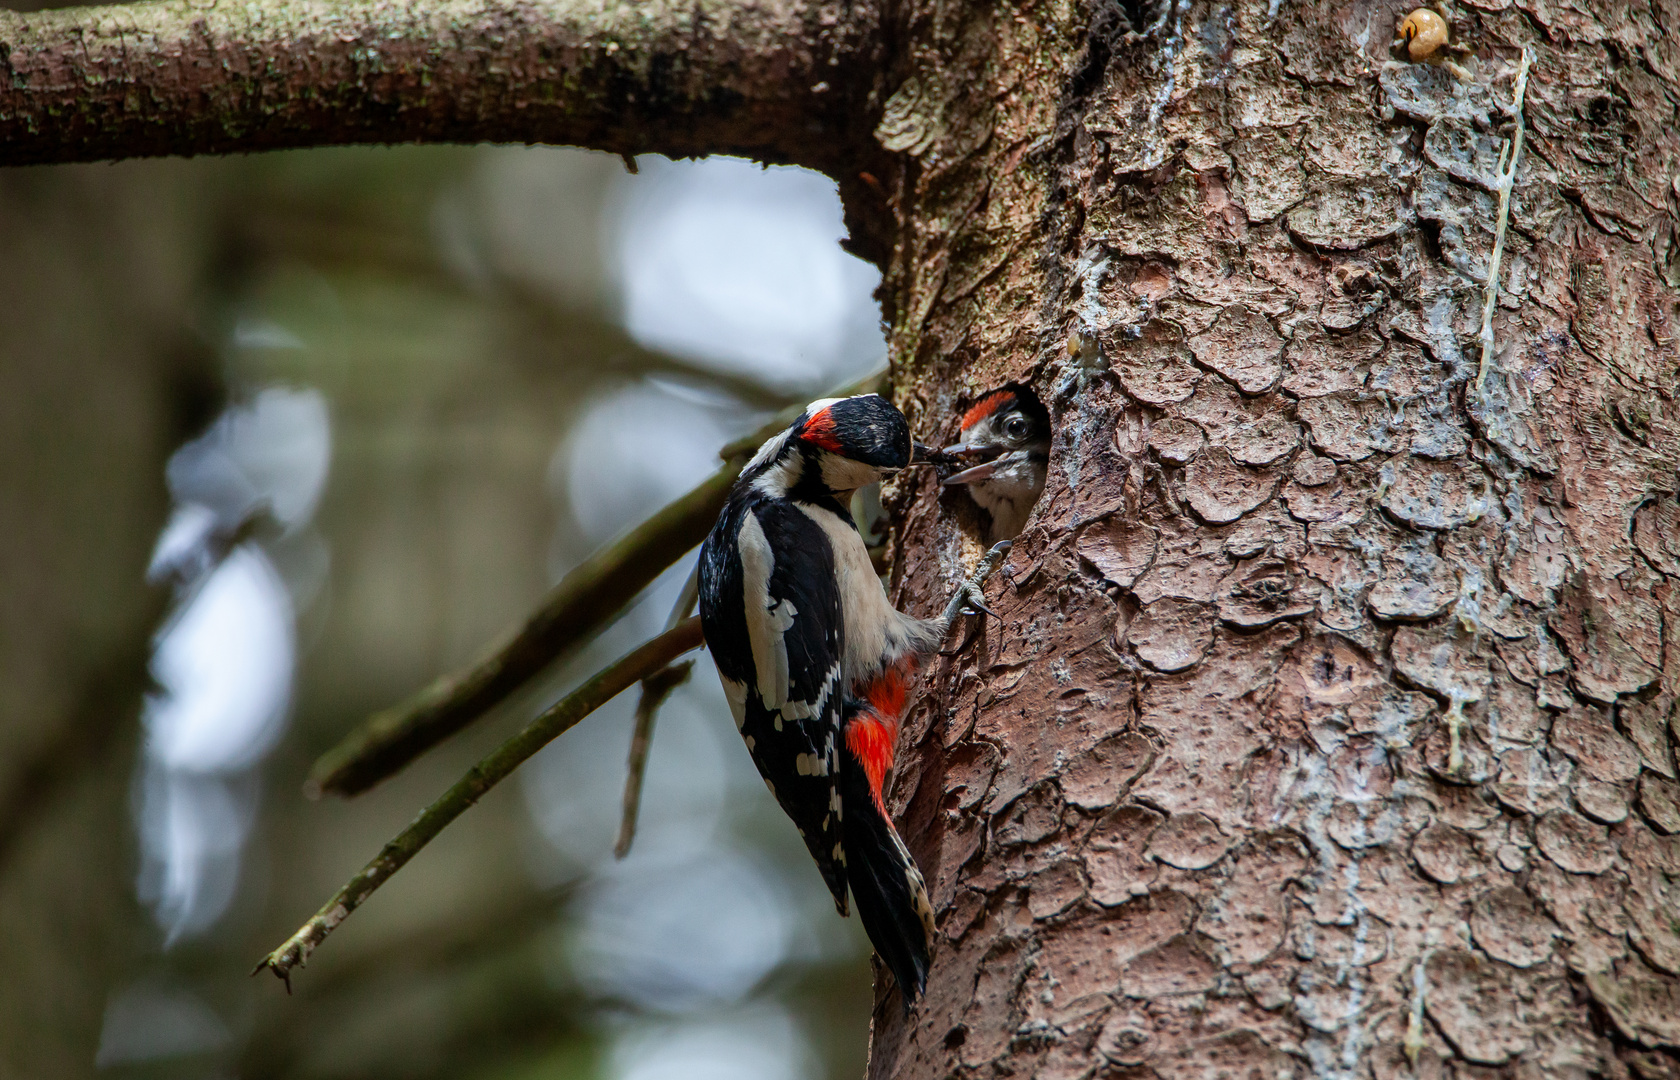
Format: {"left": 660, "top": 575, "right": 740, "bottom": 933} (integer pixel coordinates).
{"left": 612, "top": 658, "right": 692, "bottom": 857}
{"left": 256, "top": 616, "right": 704, "bottom": 988}
{"left": 307, "top": 461, "right": 735, "bottom": 797}
{"left": 309, "top": 368, "right": 883, "bottom": 799}
{"left": 613, "top": 562, "right": 698, "bottom": 858}
{"left": 0, "top": 0, "right": 879, "bottom": 168}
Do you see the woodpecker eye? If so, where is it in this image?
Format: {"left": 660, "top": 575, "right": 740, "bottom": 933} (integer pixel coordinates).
{"left": 1003, "top": 415, "right": 1031, "bottom": 441}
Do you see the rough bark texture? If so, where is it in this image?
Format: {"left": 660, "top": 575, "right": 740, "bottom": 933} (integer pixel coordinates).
{"left": 0, "top": 0, "right": 879, "bottom": 171}
{"left": 876, "top": 0, "right": 1680, "bottom": 1077}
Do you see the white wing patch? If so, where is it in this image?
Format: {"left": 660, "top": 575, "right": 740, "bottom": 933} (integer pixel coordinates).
{"left": 737, "top": 510, "right": 838, "bottom": 733}
{"left": 737, "top": 512, "right": 796, "bottom": 712}
{"left": 719, "top": 676, "right": 748, "bottom": 731}
{"left": 810, "top": 663, "right": 841, "bottom": 726}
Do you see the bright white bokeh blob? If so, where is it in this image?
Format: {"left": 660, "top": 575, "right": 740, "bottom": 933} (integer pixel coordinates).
{"left": 613, "top": 156, "right": 885, "bottom": 394}
{"left": 133, "top": 769, "right": 262, "bottom": 946}
{"left": 557, "top": 381, "right": 737, "bottom": 548}
{"left": 145, "top": 546, "right": 294, "bottom": 773}
{"left": 569, "top": 849, "right": 794, "bottom": 1012}
{"left": 162, "top": 383, "right": 330, "bottom": 535}
{"left": 610, "top": 1006, "right": 815, "bottom": 1080}
{"left": 135, "top": 386, "right": 331, "bottom": 944}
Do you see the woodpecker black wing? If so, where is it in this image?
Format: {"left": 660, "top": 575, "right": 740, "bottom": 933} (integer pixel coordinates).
{"left": 699, "top": 492, "right": 849, "bottom": 913}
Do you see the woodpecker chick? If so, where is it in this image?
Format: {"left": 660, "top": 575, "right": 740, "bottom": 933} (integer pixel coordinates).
{"left": 942, "top": 387, "right": 1051, "bottom": 544}
{"left": 697, "top": 394, "right": 1004, "bottom": 1007}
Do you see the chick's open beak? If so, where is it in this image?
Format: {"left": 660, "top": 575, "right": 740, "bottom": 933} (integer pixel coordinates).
{"left": 939, "top": 440, "right": 1005, "bottom": 484}
{"left": 943, "top": 460, "right": 1000, "bottom": 486}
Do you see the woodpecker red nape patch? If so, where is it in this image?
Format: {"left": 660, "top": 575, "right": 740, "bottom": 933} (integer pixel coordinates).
{"left": 800, "top": 406, "right": 844, "bottom": 452}
{"left": 961, "top": 389, "right": 1015, "bottom": 431}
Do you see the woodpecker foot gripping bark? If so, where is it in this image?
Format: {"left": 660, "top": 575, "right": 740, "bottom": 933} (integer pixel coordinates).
{"left": 940, "top": 540, "right": 1011, "bottom": 629}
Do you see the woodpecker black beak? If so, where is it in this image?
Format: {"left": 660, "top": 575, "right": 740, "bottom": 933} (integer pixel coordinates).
{"left": 911, "top": 442, "right": 936, "bottom": 465}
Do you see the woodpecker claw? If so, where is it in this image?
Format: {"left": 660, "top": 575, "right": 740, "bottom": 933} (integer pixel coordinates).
{"left": 940, "top": 541, "right": 1011, "bottom": 631}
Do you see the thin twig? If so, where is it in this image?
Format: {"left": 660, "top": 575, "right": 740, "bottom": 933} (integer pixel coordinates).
{"left": 1475, "top": 48, "right": 1532, "bottom": 395}
{"left": 307, "top": 471, "right": 734, "bottom": 798}
{"left": 308, "top": 369, "right": 886, "bottom": 799}
{"left": 257, "top": 617, "right": 705, "bottom": 988}
{"left": 614, "top": 566, "right": 701, "bottom": 858}
{"left": 613, "top": 663, "right": 694, "bottom": 858}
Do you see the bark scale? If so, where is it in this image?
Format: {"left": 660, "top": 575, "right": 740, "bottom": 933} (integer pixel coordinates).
{"left": 877, "top": 0, "right": 1680, "bottom": 1077}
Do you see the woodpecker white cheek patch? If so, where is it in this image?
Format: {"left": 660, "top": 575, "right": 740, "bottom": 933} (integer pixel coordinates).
{"left": 819, "top": 451, "right": 886, "bottom": 495}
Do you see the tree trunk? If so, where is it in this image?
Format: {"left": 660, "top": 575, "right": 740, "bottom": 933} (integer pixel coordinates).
{"left": 5, "top": 0, "right": 1680, "bottom": 1075}
{"left": 872, "top": 2, "right": 1680, "bottom": 1077}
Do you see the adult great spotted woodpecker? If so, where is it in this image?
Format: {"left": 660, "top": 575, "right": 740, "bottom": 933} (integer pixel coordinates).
{"left": 941, "top": 386, "right": 1051, "bottom": 544}
{"left": 697, "top": 393, "right": 1006, "bottom": 1006}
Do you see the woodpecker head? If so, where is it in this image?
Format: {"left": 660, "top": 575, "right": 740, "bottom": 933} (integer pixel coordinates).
{"left": 941, "top": 387, "right": 1050, "bottom": 541}
{"left": 746, "top": 393, "right": 929, "bottom": 502}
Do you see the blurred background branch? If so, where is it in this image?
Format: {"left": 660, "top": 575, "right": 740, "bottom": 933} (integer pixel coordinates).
{"left": 0, "top": 597, "right": 162, "bottom": 873}
{"left": 260, "top": 617, "right": 703, "bottom": 986}
{"left": 306, "top": 464, "right": 733, "bottom": 798}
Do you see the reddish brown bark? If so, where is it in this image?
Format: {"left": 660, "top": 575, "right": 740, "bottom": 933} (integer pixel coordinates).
{"left": 0, "top": 0, "right": 880, "bottom": 171}
{"left": 877, "top": 1, "right": 1680, "bottom": 1077}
